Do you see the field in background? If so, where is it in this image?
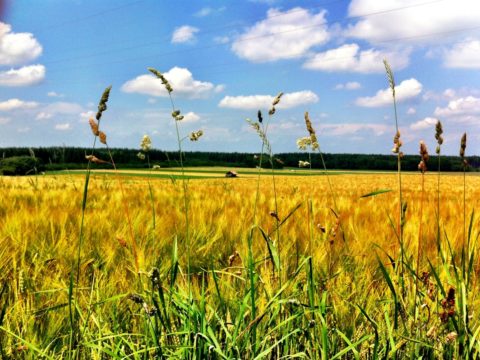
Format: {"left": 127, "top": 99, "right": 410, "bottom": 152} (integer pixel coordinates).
{"left": 0, "top": 170, "right": 479, "bottom": 358}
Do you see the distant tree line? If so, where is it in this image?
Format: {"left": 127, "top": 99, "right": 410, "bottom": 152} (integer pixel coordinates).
{"left": 0, "top": 147, "right": 478, "bottom": 172}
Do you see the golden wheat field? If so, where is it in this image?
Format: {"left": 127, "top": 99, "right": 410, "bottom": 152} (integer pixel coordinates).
{"left": 1, "top": 170, "right": 479, "bottom": 358}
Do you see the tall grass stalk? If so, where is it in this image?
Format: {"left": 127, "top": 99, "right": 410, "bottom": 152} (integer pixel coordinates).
{"left": 460, "top": 133, "right": 467, "bottom": 255}
{"left": 435, "top": 120, "right": 444, "bottom": 274}
{"left": 384, "top": 59, "right": 405, "bottom": 279}
{"left": 72, "top": 86, "right": 112, "bottom": 356}
{"left": 147, "top": 68, "right": 192, "bottom": 298}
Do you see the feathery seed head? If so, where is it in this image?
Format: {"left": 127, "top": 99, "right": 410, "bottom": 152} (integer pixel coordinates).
{"left": 383, "top": 59, "right": 395, "bottom": 97}
{"left": 89, "top": 118, "right": 99, "bottom": 136}
{"left": 171, "top": 110, "right": 181, "bottom": 118}
{"left": 297, "top": 137, "right": 312, "bottom": 151}
{"left": 85, "top": 155, "right": 108, "bottom": 164}
{"left": 435, "top": 120, "right": 444, "bottom": 154}
{"left": 268, "top": 107, "right": 276, "bottom": 116}
{"left": 246, "top": 118, "right": 271, "bottom": 154}
{"left": 304, "top": 112, "right": 319, "bottom": 150}
{"left": 98, "top": 131, "right": 107, "bottom": 145}
{"left": 148, "top": 67, "right": 173, "bottom": 93}
{"left": 392, "top": 130, "right": 402, "bottom": 154}
{"left": 298, "top": 160, "right": 310, "bottom": 168}
{"left": 96, "top": 86, "right": 112, "bottom": 121}
{"left": 140, "top": 135, "right": 152, "bottom": 152}
{"left": 137, "top": 152, "right": 146, "bottom": 160}
{"left": 272, "top": 92, "right": 284, "bottom": 106}
{"left": 257, "top": 110, "right": 263, "bottom": 123}
{"left": 460, "top": 132, "right": 467, "bottom": 158}
{"left": 189, "top": 130, "right": 203, "bottom": 141}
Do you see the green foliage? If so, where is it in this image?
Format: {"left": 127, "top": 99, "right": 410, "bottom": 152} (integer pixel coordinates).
{"left": 0, "top": 147, "right": 478, "bottom": 171}
{"left": 0, "top": 156, "right": 44, "bottom": 176}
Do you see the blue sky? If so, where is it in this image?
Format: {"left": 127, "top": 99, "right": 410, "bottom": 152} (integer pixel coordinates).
{"left": 1, "top": 0, "right": 480, "bottom": 155}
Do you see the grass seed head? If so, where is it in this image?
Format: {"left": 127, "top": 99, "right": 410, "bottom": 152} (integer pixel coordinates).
{"left": 98, "top": 131, "right": 107, "bottom": 145}
{"left": 460, "top": 132, "right": 467, "bottom": 158}
{"left": 272, "top": 92, "right": 283, "bottom": 106}
{"left": 89, "top": 118, "right": 99, "bottom": 136}
{"left": 383, "top": 59, "right": 395, "bottom": 97}
{"left": 304, "top": 112, "right": 319, "bottom": 150}
{"left": 148, "top": 67, "right": 173, "bottom": 93}
{"left": 189, "top": 130, "right": 203, "bottom": 141}
{"left": 392, "top": 130, "right": 402, "bottom": 154}
{"left": 140, "top": 135, "right": 152, "bottom": 152}
{"left": 257, "top": 110, "right": 263, "bottom": 123}
{"left": 96, "top": 86, "right": 112, "bottom": 121}
{"left": 418, "top": 140, "right": 429, "bottom": 173}
{"left": 85, "top": 155, "right": 108, "bottom": 164}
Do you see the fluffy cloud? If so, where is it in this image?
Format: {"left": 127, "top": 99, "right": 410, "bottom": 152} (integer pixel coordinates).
{"left": 0, "top": 22, "right": 42, "bottom": 65}
{"left": 194, "top": 6, "right": 225, "bottom": 17}
{"left": 231, "top": 7, "right": 329, "bottom": 62}
{"left": 54, "top": 123, "right": 71, "bottom": 131}
{"left": 355, "top": 78, "right": 422, "bottom": 107}
{"left": 0, "top": 64, "right": 45, "bottom": 86}
{"left": 435, "top": 96, "right": 480, "bottom": 118}
{"left": 335, "top": 81, "right": 361, "bottom": 90}
{"left": 80, "top": 110, "right": 95, "bottom": 122}
{"left": 407, "top": 107, "right": 416, "bottom": 115}
{"left": 444, "top": 39, "right": 480, "bottom": 69}
{"left": 122, "top": 67, "right": 223, "bottom": 99}
{"left": 320, "top": 123, "right": 389, "bottom": 136}
{"left": 410, "top": 117, "right": 438, "bottom": 130}
{"left": 47, "top": 91, "right": 64, "bottom": 97}
{"left": 35, "top": 102, "right": 85, "bottom": 121}
{"left": 36, "top": 112, "right": 53, "bottom": 120}
{"left": 171, "top": 26, "right": 199, "bottom": 44}
{"left": 0, "top": 98, "right": 38, "bottom": 111}
{"left": 218, "top": 90, "right": 318, "bottom": 110}
{"left": 183, "top": 112, "right": 200, "bottom": 122}
{"left": 345, "top": 0, "right": 480, "bottom": 44}
{"left": 303, "top": 43, "right": 410, "bottom": 73}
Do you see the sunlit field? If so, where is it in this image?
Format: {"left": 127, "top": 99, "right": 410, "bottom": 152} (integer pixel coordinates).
{"left": 1, "top": 169, "right": 479, "bottom": 358}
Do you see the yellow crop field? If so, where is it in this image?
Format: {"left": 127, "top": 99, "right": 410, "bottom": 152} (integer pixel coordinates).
{"left": 1, "top": 170, "right": 479, "bottom": 358}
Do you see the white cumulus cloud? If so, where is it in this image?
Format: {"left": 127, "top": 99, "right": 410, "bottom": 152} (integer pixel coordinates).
{"left": 47, "top": 91, "right": 64, "bottom": 98}
{"left": 0, "top": 64, "right": 45, "bottom": 86}
{"left": 345, "top": 0, "right": 480, "bottom": 45}
{"left": 122, "top": 67, "right": 223, "bottom": 99}
{"left": 231, "top": 7, "right": 329, "bottom": 62}
{"left": 435, "top": 96, "right": 480, "bottom": 118}
{"left": 55, "top": 123, "right": 71, "bottom": 131}
{"left": 444, "top": 39, "right": 480, "bottom": 69}
{"left": 303, "top": 43, "right": 410, "bottom": 73}
{"left": 335, "top": 81, "right": 361, "bottom": 90}
{"left": 0, "top": 98, "right": 38, "bottom": 111}
{"left": 218, "top": 90, "right": 318, "bottom": 110}
{"left": 182, "top": 111, "right": 200, "bottom": 122}
{"left": 171, "top": 25, "right": 199, "bottom": 44}
{"left": 355, "top": 78, "right": 423, "bottom": 107}
{"left": 320, "top": 123, "right": 389, "bottom": 136}
{"left": 0, "top": 22, "right": 42, "bottom": 65}
{"left": 410, "top": 117, "right": 438, "bottom": 130}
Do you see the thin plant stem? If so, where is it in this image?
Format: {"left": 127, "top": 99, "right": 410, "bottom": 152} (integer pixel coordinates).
{"left": 167, "top": 93, "right": 191, "bottom": 298}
